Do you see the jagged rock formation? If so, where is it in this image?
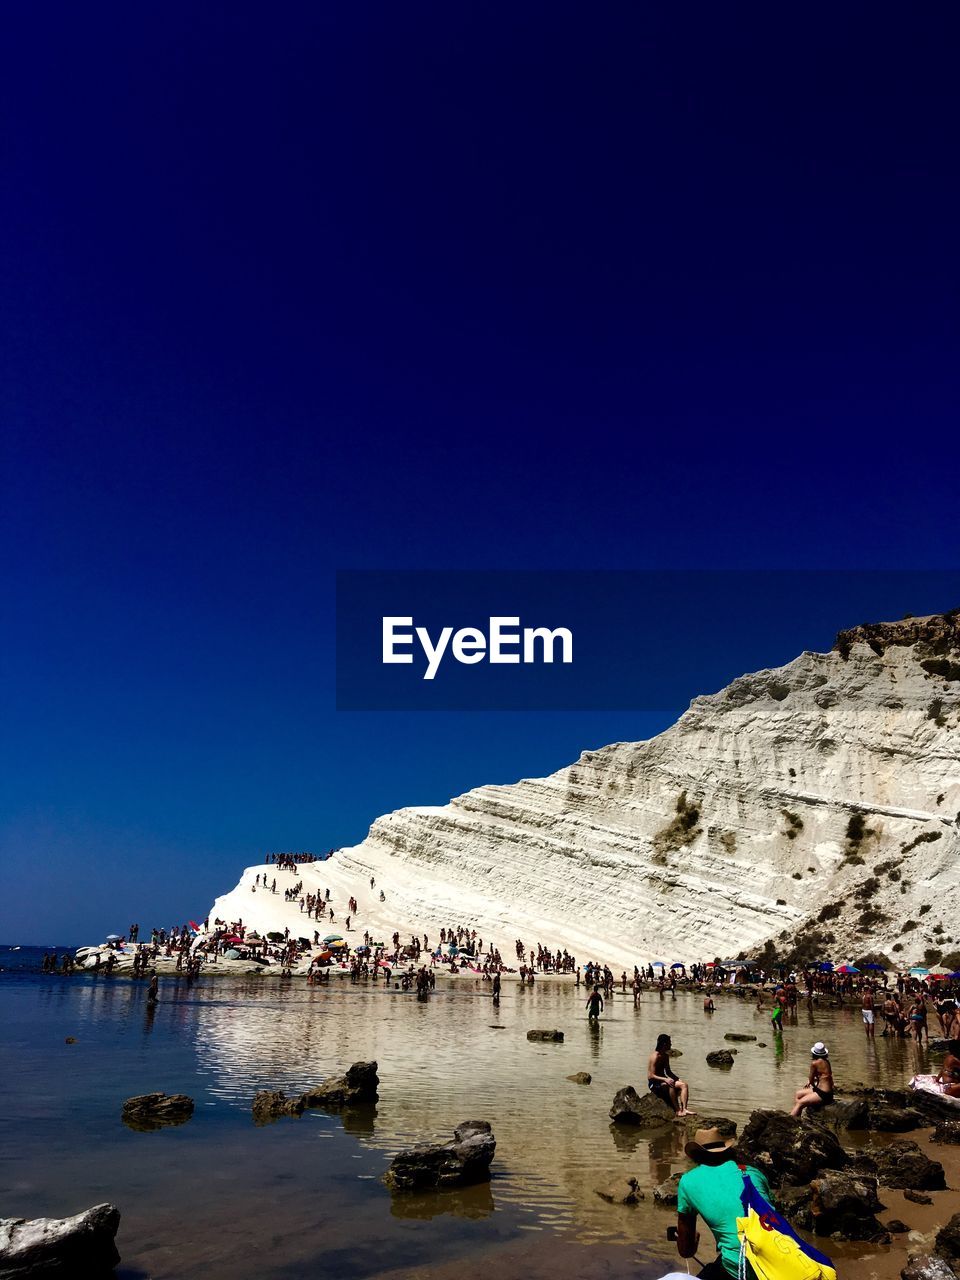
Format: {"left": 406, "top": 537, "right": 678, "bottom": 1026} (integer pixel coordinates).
{"left": 0, "top": 1204, "right": 121, "bottom": 1277}
{"left": 212, "top": 611, "right": 960, "bottom": 967}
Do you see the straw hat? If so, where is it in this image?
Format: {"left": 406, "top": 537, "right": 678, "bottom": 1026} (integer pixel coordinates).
{"left": 684, "top": 1127, "right": 737, "bottom": 1166}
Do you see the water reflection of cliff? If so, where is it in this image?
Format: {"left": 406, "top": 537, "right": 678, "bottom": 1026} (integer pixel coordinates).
{"left": 186, "top": 979, "right": 927, "bottom": 1244}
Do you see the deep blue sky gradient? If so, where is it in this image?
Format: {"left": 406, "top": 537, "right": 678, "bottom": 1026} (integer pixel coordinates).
{"left": 1, "top": 4, "right": 958, "bottom": 941}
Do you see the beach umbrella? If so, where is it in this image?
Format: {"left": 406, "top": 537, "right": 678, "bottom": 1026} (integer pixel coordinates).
{"left": 267, "top": 931, "right": 285, "bottom": 942}
{"left": 864, "top": 963, "right": 885, "bottom": 970}
{"left": 106, "top": 934, "right": 122, "bottom": 942}
{"left": 224, "top": 934, "right": 244, "bottom": 945}
{"left": 910, "top": 967, "right": 930, "bottom": 976}
{"left": 671, "top": 962, "right": 685, "bottom": 969}
{"left": 818, "top": 962, "right": 833, "bottom": 971}
{"left": 323, "top": 934, "right": 343, "bottom": 943}
{"left": 651, "top": 961, "right": 665, "bottom": 967}
{"left": 836, "top": 964, "right": 860, "bottom": 975}
{"left": 224, "top": 948, "right": 240, "bottom": 959}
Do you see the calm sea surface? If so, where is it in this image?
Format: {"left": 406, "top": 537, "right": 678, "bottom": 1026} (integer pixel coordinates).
{"left": 0, "top": 947, "right": 944, "bottom": 1279}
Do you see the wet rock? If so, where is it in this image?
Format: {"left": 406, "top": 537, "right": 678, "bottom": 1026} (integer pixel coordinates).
{"left": 860, "top": 1140, "right": 946, "bottom": 1191}
{"left": 64, "top": 1037, "right": 76, "bottom": 1045}
{"left": 609, "top": 1086, "right": 675, "bottom": 1127}
{"left": 824, "top": 1099, "right": 870, "bottom": 1131}
{"left": 706, "top": 1050, "right": 735, "bottom": 1067}
{"left": 0, "top": 1203, "right": 120, "bottom": 1277}
{"left": 899, "top": 1088, "right": 959, "bottom": 1124}
{"left": 595, "top": 1175, "right": 643, "bottom": 1204}
{"left": 526, "top": 1029, "right": 563, "bottom": 1042}
{"left": 869, "top": 1105, "right": 925, "bottom": 1132}
{"left": 121, "top": 1092, "right": 194, "bottom": 1131}
{"left": 901, "top": 1256, "right": 958, "bottom": 1280}
{"left": 724, "top": 1033, "right": 757, "bottom": 1042}
{"left": 252, "top": 1090, "right": 304, "bottom": 1122}
{"left": 809, "top": 1169, "right": 887, "bottom": 1241}
{"left": 301, "top": 1061, "right": 379, "bottom": 1108}
{"left": 384, "top": 1120, "right": 495, "bottom": 1192}
{"left": 777, "top": 1185, "right": 814, "bottom": 1230}
{"left": 652, "top": 1172, "right": 682, "bottom": 1206}
{"left": 684, "top": 1115, "right": 737, "bottom": 1138}
{"left": 887, "top": 1220, "right": 910, "bottom": 1233}
{"left": 827, "top": 1090, "right": 922, "bottom": 1132}
{"left": 929, "top": 1039, "right": 952, "bottom": 1053}
{"left": 904, "top": 1190, "right": 934, "bottom": 1205}
{"left": 933, "top": 1119, "right": 960, "bottom": 1145}
{"left": 567, "top": 1072, "right": 592, "bottom": 1085}
{"left": 936, "top": 1212, "right": 960, "bottom": 1263}
{"left": 737, "top": 1110, "right": 848, "bottom": 1187}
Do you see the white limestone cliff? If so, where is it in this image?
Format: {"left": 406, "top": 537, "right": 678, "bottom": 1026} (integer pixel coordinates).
{"left": 211, "top": 613, "right": 960, "bottom": 969}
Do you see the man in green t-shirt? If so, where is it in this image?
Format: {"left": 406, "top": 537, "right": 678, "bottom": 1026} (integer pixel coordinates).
{"left": 674, "top": 1127, "right": 770, "bottom": 1279}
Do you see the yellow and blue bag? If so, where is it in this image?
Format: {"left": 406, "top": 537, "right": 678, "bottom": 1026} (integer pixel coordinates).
{"left": 736, "top": 1169, "right": 836, "bottom": 1280}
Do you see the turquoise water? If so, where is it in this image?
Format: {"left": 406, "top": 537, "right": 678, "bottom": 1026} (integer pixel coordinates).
{"left": 0, "top": 948, "right": 942, "bottom": 1279}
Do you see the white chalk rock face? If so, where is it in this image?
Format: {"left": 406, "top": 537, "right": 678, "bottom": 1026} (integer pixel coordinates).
{"left": 212, "top": 614, "right": 960, "bottom": 968}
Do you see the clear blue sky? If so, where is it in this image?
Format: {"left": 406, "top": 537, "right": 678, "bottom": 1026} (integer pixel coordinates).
{"left": 1, "top": 4, "right": 958, "bottom": 943}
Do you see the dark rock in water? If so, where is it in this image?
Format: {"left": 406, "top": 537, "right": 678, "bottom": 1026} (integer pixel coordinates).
{"left": 858, "top": 1140, "right": 946, "bottom": 1191}
{"left": 301, "top": 1061, "right": 379, "bottom": 1108}
{"left": 64, "top": 1037, "right": 76, "bottom": 1045}
{"left": 809, "top": 1170, "right": 887, "bottom": 1241}
{"left": 904, "top": 1190, "right": 934, "bottom": 1205}
{"left": 652, "top": 1172, "right": 682, "bottom": 1206}
{"left": 595, "top": 1175, "right": 643, "bottom": 1204}
{"left": 912, "top": 1089, "right": 960, "bottom": 1123}
{"left": 776, "top": 1185, "right": 814, "bottom": 1230}
{"left": 887, "top": 1220, "right": 910, "bottom": 1233}
{"left": 936, "top": 1212, "right": 960, "bottom": 1263}
{"left": 384, "top": 1120, "right": 495, "bottom": 1192}
{"left": 121, "top": 1092, "right": 194, "bottom": 1132}
{"left": 567, "top": 1072, "right": 592, "bottom": 1085}
{"left": 738, "top": 1110, "right": 848, "bottom": 1187}
{"left": 252, "top": 1090, "right": 304, "bottom": 1123}
{"left": 526, "top": 1029, "right": 563, "bottom": 1042}
{"left": 933, "top": 1119, "right": 960, "bottom": 1145}
{"left": 869, "top": 1104, "right": 925, "bottom": 1132}
{"left": 684, "top": 1115, "right": 737, "bottom": 1138}
{"left": 824, "top": 1093, "right": 922, "bottom": 1133}
{"left": 609, "top": 1086, "right": 675, "bottom": 1127}
{"left": 928, "top": 1039, "right": 951, "bottom": 1053}
{"left": 824, "top": 1099, "right": 870, "bottom": 1132}
{"left": 724, "top": 1033, "right": 756, "bottom": 1042}
{"left": 900, "top": 1257, "right": 958, "bottom": 1280}
{"left": 706, "top": 1050, "right": 735, "bottom": 1067}
{"left": 0, "top": 1203, "right": 121, "bottom": 1277}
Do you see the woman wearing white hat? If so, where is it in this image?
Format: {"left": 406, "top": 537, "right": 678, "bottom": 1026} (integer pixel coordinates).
{"left": 790, "top": 1042, "right": 834, "bottom": 1117}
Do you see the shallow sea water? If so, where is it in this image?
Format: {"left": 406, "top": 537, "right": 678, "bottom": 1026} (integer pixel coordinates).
{"left": 0, "top": 952, "right": 955, "bottom": 1279}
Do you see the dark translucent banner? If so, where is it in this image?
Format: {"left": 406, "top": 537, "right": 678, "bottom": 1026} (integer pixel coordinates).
{"left": 335, "top": 571, "right": 960, "bottom": 710}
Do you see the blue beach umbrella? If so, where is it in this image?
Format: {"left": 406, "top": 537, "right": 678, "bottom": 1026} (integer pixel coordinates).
{"left": 651, "top": 961, "right": 665, "bottom": 968}
{"left": 910, "top": 967, "right": 930, "bottom": 976}
{"left": 671, "top": 962, "right": 685, "bottom": 969}
{"left": 864, "top": 963, "right": 885, "bottom": 970}
{"left": 818, "top": 962, "right": 833, "bottom": 972}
